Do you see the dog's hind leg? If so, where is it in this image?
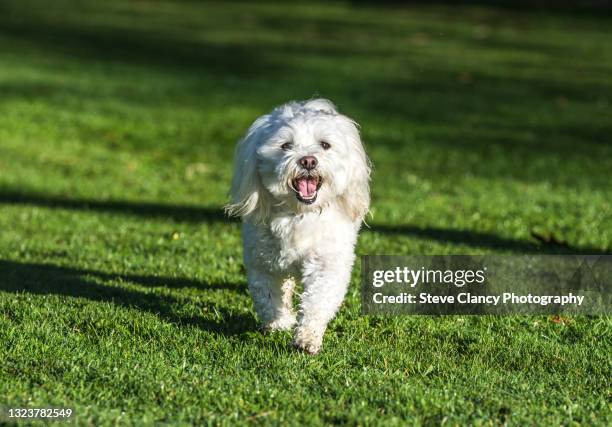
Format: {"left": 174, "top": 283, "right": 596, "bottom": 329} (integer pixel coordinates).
{"left": 248, "top": 269, "right": 297, "bottom": 332}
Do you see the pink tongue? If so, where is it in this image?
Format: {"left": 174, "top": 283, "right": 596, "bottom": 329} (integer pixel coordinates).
{"left": 297, "top": 178, "right": 317, "bottom": 197}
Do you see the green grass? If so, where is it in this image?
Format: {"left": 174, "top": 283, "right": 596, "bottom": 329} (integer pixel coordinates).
{"left": 1, "top": 0, "right": 611, "bottom": 425}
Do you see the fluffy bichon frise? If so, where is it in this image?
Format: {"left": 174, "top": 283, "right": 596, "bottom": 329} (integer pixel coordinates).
{"left": 226, "top": 99, "right": 371, "bottom": 354}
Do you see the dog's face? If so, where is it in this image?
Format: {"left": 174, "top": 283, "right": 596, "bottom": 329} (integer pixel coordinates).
{"left": 257, "top": 113, "right": 354, "bottom": 209}
{"left": 227, "top": 99, "right": 370, "bottom": 222}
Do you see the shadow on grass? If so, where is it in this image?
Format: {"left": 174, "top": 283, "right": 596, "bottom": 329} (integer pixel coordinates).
{"left": 0, "top": 189, "right": 233, "bottom": 224}
{"left": 0, "top": 260, "right": 255, "bottom": 336}
{"left": 368, "top": 224, "right": 610, "bottom": 255}
{"left": 1, "top": 189, "right": 609, "bottom": 255}
{"left": 351, "top": 0, "right": 612, "bottom": 15}
{"left": 0, "top": 8, "right": 286, "bottom": 78}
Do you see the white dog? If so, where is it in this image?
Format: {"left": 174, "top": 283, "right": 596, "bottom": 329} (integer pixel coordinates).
{"left": 226, "top": 99, "right": 371, "bottom": 354}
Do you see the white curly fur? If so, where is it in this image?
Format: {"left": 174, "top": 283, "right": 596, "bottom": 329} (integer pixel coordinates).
{"left": 226, "top": 99, "right": 371, "bottom": 354}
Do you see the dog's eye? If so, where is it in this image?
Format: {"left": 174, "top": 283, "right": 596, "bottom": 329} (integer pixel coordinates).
{"left": 281, "top": 142, "right": 293, "bottom": 151}
{"left": 320, "top": 141, "right": 331, "bottom": 150}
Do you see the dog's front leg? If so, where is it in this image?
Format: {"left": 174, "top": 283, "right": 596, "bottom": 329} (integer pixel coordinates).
{"left": 247, "top": 268, "right": 297, "bottom": 332}
{"left": 293, "top": 258, "right": 352, "bottom": 354}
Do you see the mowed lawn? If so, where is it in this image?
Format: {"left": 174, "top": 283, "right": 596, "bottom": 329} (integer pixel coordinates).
{"left": 1, "top": 0, "right": 611, "bottom": 425}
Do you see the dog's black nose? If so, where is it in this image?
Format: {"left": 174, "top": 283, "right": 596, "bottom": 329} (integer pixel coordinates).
{"left": 298, "top": 156, "right": 318, "bottom": 170}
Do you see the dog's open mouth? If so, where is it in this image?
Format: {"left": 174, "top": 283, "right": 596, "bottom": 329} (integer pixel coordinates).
{"left": 292, "top": 176, "right": 323, "bottom": 204}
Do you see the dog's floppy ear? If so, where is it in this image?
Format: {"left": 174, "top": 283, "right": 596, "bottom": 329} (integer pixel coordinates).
{"left": 337, "top": 115, "right": 371, "bottom": 222}
{"left": 225, "top": 115, "right": 272, "bottom": 222}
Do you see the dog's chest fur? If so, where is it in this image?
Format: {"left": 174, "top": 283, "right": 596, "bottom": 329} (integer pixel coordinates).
{"left": 243, "top": 207, "right": 356, "bottom": 274}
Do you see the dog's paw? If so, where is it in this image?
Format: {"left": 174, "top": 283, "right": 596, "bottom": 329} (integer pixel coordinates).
{"left": 292, "top": 328, "right": 323, "bottom": 355}
{"left": 263, "top": 314, "right": 297, "bottom": 333}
